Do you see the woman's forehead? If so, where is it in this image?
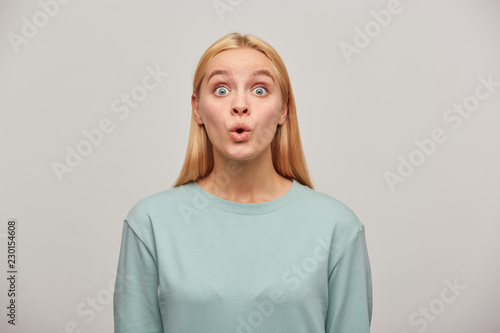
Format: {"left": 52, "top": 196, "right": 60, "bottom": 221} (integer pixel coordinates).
{"left": 205, "top": 48, "right": 276, "bottom": 80}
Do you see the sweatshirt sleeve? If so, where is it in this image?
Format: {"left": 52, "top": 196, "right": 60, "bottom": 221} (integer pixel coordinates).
{"left": 325, "top": 225, "right": 373, "bottom": 332}
{"left": 113, "top": 220, "right": 164, "bottom": 333}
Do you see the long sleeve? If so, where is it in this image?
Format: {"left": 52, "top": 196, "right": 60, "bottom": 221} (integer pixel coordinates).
{"left": 325, "top": 225, "right": 373, "bottom": 332}
{"left": 113, "top": 221, "right": 164, "bottom": 333}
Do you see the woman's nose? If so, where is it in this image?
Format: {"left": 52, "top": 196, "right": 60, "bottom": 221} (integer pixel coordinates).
{"left": 232, "top": 105, "right": 248, "bottom": 114}
{"left": 231, "top": 91, "right": 249, "bottom": 115}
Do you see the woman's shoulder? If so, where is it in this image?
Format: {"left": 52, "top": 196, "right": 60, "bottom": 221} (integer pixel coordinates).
{"left": 299, "top": 184, "right": 364, "bottom": 231}
{"left": 123, "top": 182, "right": 193, "bottom": 226}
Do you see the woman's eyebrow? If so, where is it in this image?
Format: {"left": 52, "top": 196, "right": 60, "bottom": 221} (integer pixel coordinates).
{"left": 206, "top": 69, "right": 275, "bottom": 83}
{"left": 251, "top": 70, "right": 275, "bottom": 83}
{"left": 207, "top": 69, "right": 232, "bottom": 83}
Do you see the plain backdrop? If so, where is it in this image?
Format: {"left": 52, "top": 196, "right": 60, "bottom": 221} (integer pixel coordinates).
{"left": 1, "top": 0, "right": 499, "bottom": 332}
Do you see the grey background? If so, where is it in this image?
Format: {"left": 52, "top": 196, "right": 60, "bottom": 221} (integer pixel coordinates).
{"left": 1, "top": 0, "right": 499, "bottom": 332}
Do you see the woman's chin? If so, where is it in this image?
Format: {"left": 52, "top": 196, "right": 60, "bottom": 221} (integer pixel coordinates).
{"left": 223, "top": 148, "right": 256, "bottom": 161}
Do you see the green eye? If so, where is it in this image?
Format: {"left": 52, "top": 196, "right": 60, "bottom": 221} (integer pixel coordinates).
{"left": 253, "top": 87, "right": 267, "bottom": 96}
{"left": 215, "top": 87, "right": 228, "bottom": 95}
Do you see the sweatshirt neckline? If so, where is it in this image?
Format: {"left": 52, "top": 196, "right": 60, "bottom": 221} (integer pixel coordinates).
{"left": 183, "top": 178, "right": 304, "bottom": 215}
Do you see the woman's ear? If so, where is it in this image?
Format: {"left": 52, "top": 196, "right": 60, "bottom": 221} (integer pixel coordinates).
{"left": 192, "top": 93, "right": 204, "bottom": 125}
{"left": 278, "top": 101, "right": 289, "bottom": 125}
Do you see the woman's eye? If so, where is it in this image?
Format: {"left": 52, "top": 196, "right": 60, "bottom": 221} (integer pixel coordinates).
{"left": 215, "top": 87, "right": 229, "bottom": 95}
{"left": 252, "top": 87, "right": 268, "bottom": 96}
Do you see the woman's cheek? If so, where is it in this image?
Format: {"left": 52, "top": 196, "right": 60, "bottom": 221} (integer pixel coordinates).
{"left": 259, "top": 114, "right": 280, "bottom": 144}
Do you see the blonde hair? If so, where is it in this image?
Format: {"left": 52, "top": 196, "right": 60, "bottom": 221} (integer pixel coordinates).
{"left": 173, "top": 32, "right": 314, "bottom": 189}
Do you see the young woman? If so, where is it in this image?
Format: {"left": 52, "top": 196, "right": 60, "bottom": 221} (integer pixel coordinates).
{"left": 114, "top": 32, "right": 372, "bottom": 332}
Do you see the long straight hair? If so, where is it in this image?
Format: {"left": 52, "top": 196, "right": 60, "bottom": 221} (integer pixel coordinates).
{"left": 173, "top": 32, "right": 314, "bottom": 189}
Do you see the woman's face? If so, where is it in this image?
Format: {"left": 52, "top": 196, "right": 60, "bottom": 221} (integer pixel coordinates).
{"left": 192, "top": 47, "right": 288, "bottom": 162}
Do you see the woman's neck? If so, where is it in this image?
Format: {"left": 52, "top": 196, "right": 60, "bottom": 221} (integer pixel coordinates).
{"left": 196, "top": 150, "right": 292, "bottom": 203}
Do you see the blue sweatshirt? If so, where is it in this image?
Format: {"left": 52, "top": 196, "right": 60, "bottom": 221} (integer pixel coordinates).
{"left": 113, "top": 178, "right": 372, "bottom": 332}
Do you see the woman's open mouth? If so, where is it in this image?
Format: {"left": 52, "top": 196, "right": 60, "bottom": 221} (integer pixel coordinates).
{"left": 230, "top": 129, "right": 251, "bottom": 142}
{"left": 229, "top": 123, "right": 252, "bottom": 142}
